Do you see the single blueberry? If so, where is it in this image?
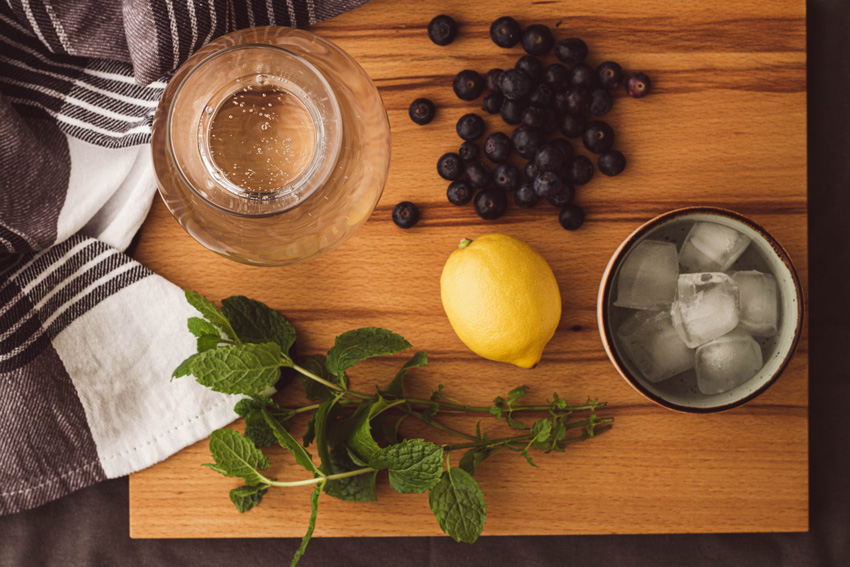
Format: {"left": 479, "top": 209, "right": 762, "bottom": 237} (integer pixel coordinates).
{"left": 534, "top": 144, "right": 567, "bottom": 172}
{"left": 474, "top": 188, "right": 508, "bottom": 220}
{"left": 566, "top": 155, "right": 594, "bottom": 186}
{"left": 447, "top": 180, "right": 473, "bottom": 205}
{"left": 547, "top": 185, "right": 575, "bottom": 208}
{"left": 625, "top": 72, "right": 652, "bottom": 98}
{"left": 511, "top": 125, "right": 543, "bottom": 159}
{"left": 484, "top": 132, "right": 512, "bottom": 163}
{"left": 486, "top": 68, "right": 504, "bottom": 92}
{"left": 533, "top": 170, "right": 565, "bottom": 198}
{"left": 554, "top": 38, "right": 588, "bottom": 64}
{"left": 499, "top": 68, "right": 533, "bottom": 101}
{"left": 427, "top": 15, "right": 457, "bottom": 46}
{"left": 559, "top": 112, "right": 586, "bottom": 138}
{"left": 515, "top": 55, "right": 543, "bottom": 83}
{"left": 564, "top": 86, "right": 591, "bottom": 115}
{"left": 492, "top": 163, "right": 521, "bottom": 192}
{"left": 583, "top": 121, "right": 615, "bottom": 154}
{"left": 482, "top": 92, "right": 504, "bottom": 114}
{"left": 559, "top": 204, "right": 585, "bottom": 230}
{"left": 543, "top": 63, "right": 571, "bottom": 90}
{"left": 465, "top": 161, "right": 491, "bottom": 188}
{"left": 528, "top": 83, "right": 554, "bottom": 107}
{"left": 588, "top": 88, "right": 613, "bottom": 116}
{"left": 598, "top": 150, "right": 627, "bottom": 176}
{"left": 514, "top": 182, "right": 540, "bottom": 208}
{"left": 597, "top": 61, "right": 623, "bottom": 89}
{"left": 490, "top": 17, "right": 522, "bottom": 48}
{"left": 437, "top": 152, "right": 465, "bottom": 180}
{"left": 521, "top": 24, "right": 553, "bottom": 55}
{"left": 458, "top": 141, "right": 479, "bottom": 162}
{"left": 453, "top": 70, "right": 485, "bottom": 101}
{"left": 521, "top": 106, "right": 547, "bottom": 130}
{"left": 571, "top": 63, "right": 597, "bottom": 89}
{"left": 456, "top": 113, "right": 486, "bottom": 141}
{"left": 392, "top": 201, "right": 419, "bottom": 228}
{"left": 499, "top": 98, "right": 526, "bottom": 125}
{"left": 408, "top": 98, "right": 435, "bottom": 125}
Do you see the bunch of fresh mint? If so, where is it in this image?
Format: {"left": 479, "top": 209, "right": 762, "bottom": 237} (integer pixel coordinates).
{"left": 174, "top": 290, "right": 612, "bottom": 566}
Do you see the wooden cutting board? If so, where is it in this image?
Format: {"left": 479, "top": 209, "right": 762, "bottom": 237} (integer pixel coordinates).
{"left": 129, "top": 0, "right": 807, "bottom": 538}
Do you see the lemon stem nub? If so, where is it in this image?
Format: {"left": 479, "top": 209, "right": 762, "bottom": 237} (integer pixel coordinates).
{"left": 458, "top": 238, "right": 473, "bottom": 250}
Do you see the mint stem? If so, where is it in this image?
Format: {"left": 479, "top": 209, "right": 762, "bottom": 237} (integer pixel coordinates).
{"left": 266, "top": 467, "right": 376, "bottom": 488}
{"left": 398, "top": 407, "right": 478, "bottom": 442}
{"left": 444, "top": 433, "right": 535, "bottom": 451}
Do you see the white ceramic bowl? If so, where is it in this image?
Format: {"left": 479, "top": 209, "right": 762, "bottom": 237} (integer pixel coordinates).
{"left": 597, "top": 207, "right": 804, "bottom": 412}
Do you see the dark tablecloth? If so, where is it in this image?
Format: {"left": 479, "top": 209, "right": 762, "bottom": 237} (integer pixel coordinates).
{"left": 1, "top": 0, "right": 847, "bottom": 565}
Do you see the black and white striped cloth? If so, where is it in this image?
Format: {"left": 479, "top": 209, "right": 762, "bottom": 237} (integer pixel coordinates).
{"left": 0, "top": 0, "right": 368, "bottom": 515}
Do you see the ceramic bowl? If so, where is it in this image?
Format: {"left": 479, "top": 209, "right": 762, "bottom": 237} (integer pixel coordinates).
{"left": 597, "top": 207, "right": 804, "bottom": 412}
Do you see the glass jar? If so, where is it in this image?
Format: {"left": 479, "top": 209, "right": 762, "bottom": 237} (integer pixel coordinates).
{"left": 151, "top": 27, "right": 391, "bottom": 266}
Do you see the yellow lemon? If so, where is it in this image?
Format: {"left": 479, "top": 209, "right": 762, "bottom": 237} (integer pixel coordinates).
{"left": 440, "top": 233, "right": 562, "bottom": 368}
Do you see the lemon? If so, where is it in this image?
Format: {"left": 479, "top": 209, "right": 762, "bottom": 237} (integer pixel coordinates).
{"left": 440, "top": 233, "right": 562, "bottom": 368}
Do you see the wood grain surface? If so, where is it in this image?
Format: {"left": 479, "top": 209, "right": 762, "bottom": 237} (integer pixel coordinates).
{"left": 128, "top": 0, "right": 808, "bottom": 538}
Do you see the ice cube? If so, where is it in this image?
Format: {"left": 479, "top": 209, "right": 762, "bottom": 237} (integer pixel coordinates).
{"left": 617, "top": 310, "right": 695, "bottom": 383}
{"left": 695, "top": 329, "right": 763, "bottom": 394}
{"left": 732, "top": 270, "right": 779, "bottom": 337}
{"left": 614, "top": 240, "right": 679, "bottom": 310}
{"left": 679, "top": 222, "right": 751, "bottom": 272}
{"left": 670, "top": 272, "right": 739, "bottom": 348}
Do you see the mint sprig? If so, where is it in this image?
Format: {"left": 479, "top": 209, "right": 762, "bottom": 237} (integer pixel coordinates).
{"left": 174, "top": 291, "right": 613, "bottom": 566}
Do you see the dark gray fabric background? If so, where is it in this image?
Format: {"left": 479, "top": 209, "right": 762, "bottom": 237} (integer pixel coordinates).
{"left": 0, "top": 0, "right": 846, "bottom": 564}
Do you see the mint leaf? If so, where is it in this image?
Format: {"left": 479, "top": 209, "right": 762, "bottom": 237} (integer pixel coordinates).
{"left": 234, "top": 395, "right": 282, "bottom": 418}
{"left": 303, "top": 413, "right": 316, "bottom": 447}
{"left": 291, "top": 481, "right": 324, "bottom": 567}
{"left": 507, "top": 385, "right": 529, "bottom": 405}
{"left": 384, "top": 351, "right": 428, "bottom": 398}
{"left": 325, "top": 328, "right": 411, "bottom": 378}
{"left": 298, "top": 355, "right": 341, "bottom": 401}
{"left": 221, "top": 296, "right": 296, "bottom": 354}
{"left": 346, "top": 397, "right": 394, "bottom": 463}
{"left": 229, "top": 485, "right": 268, "bottom": 513}
{"left": 531, "top": 419, "right": 552, "bottom": 443}
{"left": 244, "top": 411, "right": 276, "bottom": 448}
{"left": 204, "top": 429, "right": 269, "bottom": 486}
{"left": 197, "top": 334, "right": 223, "bottom": 352}
{"left": 188, "top": 317, "right": 219, "bottom": 338}
{"left": 428, "top": 467, "right": 487, "bottom": 543}
{"left": 458, "top": 447, "right": 497, "bottom": 476}
{"left": 185, "top": 290, "right": 238, "bottom": 341}
{"left": 314, "top": 396, "right": 377, "bottom": 501}
{"left": 369, "top": 439, "right": 443, "bottom": 494}
{"left": 262, "top": 408, "right": 321, "bottom": 476}
{"left": 189, "top": 342, "right": 282, "bottom": 395}
{"left": 172, "top": 353, "right": 201, "bottom": 379}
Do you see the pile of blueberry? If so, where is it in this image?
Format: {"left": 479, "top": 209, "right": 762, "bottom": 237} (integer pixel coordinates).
{"left": 393, "top": 14, "right": 652, "bottom": 231}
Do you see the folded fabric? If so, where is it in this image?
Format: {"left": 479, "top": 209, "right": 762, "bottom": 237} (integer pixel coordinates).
{"left": 0, "top": 0, "right": 369, "bottom": 515}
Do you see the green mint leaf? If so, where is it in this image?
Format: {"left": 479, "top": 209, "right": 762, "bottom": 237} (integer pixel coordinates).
{"left": 229, "top": 485, "right": 268, "bottom": 513}
{"left": 384, "top": 351, "right": 428, "bottom": 398}
{"left": 205, "top": 429, "right": 269, "bottom": 486}
{"left": 262, "top": 408, "right": 321, "bottom": 476}
{"left": 188, "top": 317, "right": 220, "bottom": 338}
{"left": 458, "top": 446, "right": 497, "bottom": 476}
{"left": 244, "top": 411, "right": 277, "bottom": 448}
{"left": 189, "top": 342, "right": 282, "bottom": 395}
{"left": 505, "top": 415, "right": 527, "bottom": 430}
{"left": 185, "top": 290, "right": 238, "bottom": 342}
{"left": 314, "top": 396, "right": 377, "bottom": 501}
{"left": 298, "top": 355, "right": 341, "bottom": 402}
{"left": 507, "top": 385, "right": 529, "bottom": 406}
{"left": 520, "top": 447, "right": 538, "bottom": 468}
{"left": 325, "top": 328, "right": 411, "bottom": 378}
{"left": 428, "top": 467, "right": 487, "bottom": 543}
{"left": 234, "top": 395, "right": 283, "bottom": 418}
{"left": 369, "top": 439, "right": 443, "bottom": 494}
{"left": 197, "top": 334, "right": 224, "bottom": 352}
{"left": 172, "top": 353, "right": 201, "bottom": 379}
{"left": 346, "top": 397, "right": 394, "bottom": 463}
{"left": 221, "top": 296, "right": 296, "bottom": 355}
{"left": 291, "top": 481, "right": 324, "bottom": 567}
{"left": 303, "top": 413, "right": 316, "bottom": 447}
{"left": 531, "top": 419, "right": 552, "bottom": 443}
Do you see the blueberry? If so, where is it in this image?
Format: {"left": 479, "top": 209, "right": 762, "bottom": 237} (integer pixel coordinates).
{"left": 539, "top": 107, "right": 558, "bottom": 135}
{"left": 533, "top": 170, "right": 566, "bottom": 198}
{"left": 564, "top": 86, "right": 591, "bottom": 115}
{"left": 571, "top": 63, "right": 597, "bottom": 89}
{"left": 465, "top": 161, "right": 491, "bottom": 188}
{"left": 547, "top": 185, "right": 575, "bottom": 208}
{"left": 456, "top": 113, "right": 486, "bottom": 141}
{"left": 588, "top": 88, "right": 613, "bottom": 116}
{"left": 534, "top": 143, "right": 567, "bottom": 172}
{"left": 551, "top": 138, "right": 574, "bottom": 162}
{"left": 428, "top": 15, "right": 457, "bottom": 46}
{"left": 453, "top": 70, "right": 485, "bottom": 101}
{"left": 486, "top": 68, "right": 504, "bottom": 92}
{"left": 521, "top": 24, "right": 553, "bottom": 55}
{"left": 583, "top": 121, "right": 615, "bottom": 154}
{"left": 392, "top": 201, "right": 419, "bottom": 228}
{"left": 597, "top": 61, "right": 623, "bottom": 89}
{"left": 437, "top": 152, "right": 464, "bottom": 180}
{"left": 474, "top": 188, "right": 508, "bottom": 220}
{"left": 447, "top": 180, "right": 473, "bottom": 205}
{"left": 528, "top": 83, "right": 554, "bottom": 107}
{"left": 559, "top": 204, "right": 585, "bottom": 230}
{"left": 514, "top": 182, "right": 540, "bottom": 208}
{"left": 559, "top": 112, "right": 586, "bottom": 138}
{"left": 484, "top": 132, "right": 512, "bottom": 163}
{"left": 492, "top": 163, "right": 521, "bottom": 191}
{"left": 408, "top": 98, "right": 435, "bottom": 125}
{"left": 625, "top": 72, "right": 652, "bottom": 98}
{"left": 566, "top": 155, "right": 594, "bottom": 185}
{"left": 490, "top": 16, "right": 522, "bottom": 48}
{"left": 515, "top": 55, "right": 543, "bottom": 83}
{"left": 598, "top": 150, "right": 627, "bottom": 176}
{"left": 500, "top": 98, "right": 525, "bottom": 125}
{"left": 482, "top": 92, "right": 504, "bottom": 114}
{"left": 543, "top": 63, "right": 571, "bottom": 90}
{"left": 499, "top": 69, "right": 533, "bottom": 100}
{"left": 554, "top": 38, "right": 588, "bottom": 65}
{"left": 511, "top": 125, "right": 543, "bottom": 159}
{"left": 525, "top": 160, "right": 539, "bottom": 181}
{"left": 458, "top": 141, "right": 479, "bottom": 162}
{"left": 521, "top": 106, "right": 547, "bottom": 129}
{"left": 552, "top": 88, "right": 570, "bottom": 115}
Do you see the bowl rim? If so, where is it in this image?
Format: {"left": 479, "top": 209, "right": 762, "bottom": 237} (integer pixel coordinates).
{"left": 597, "top": 206, "right": 805, "bottom": 413}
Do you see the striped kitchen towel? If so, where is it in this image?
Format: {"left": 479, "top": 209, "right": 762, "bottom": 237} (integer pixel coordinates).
{"left": 0, "top": 0, "right": 368, "bottom": 515}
